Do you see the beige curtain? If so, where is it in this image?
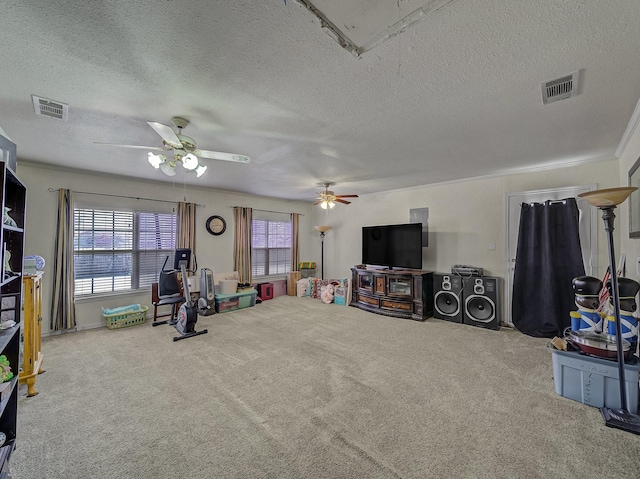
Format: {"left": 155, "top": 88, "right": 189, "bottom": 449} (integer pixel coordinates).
{"left": 50, "top": 188, "right": 76, "bottom": 330}
{"left": 233, "top": 207, "right": 252, "bottom": 284}
{"left": 177, "top": 202, "right": 196, "bottom": 270}
{"left": 291, "top": 213, "right": 300, "bottom": 271}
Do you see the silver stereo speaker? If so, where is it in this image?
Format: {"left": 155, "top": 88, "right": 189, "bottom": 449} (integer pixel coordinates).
{"left": 462, "top": 276, "right": 500, "bottom": 330}
{"left": 433, "top": 273, "right": 464, "bottom": 323}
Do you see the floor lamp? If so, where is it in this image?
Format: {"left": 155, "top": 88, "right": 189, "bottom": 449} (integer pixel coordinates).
{"left": 314, "top": 225, "right": 331, "bottom": 280}
{"left": 578, "top": 187, "right": 640, "bottom": 434}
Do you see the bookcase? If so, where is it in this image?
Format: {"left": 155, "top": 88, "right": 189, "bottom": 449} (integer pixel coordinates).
{"left": 0, "top": 131, "right": 25, "bottom": 474}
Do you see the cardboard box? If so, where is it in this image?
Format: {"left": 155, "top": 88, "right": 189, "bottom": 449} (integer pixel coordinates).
{"left": 334, "top": 286, "right": 347, "bottom": 306}
{"left": 301, "top": 268, "right": 316, "bottom": 279}
{"left": 272, "top": 279, "right": 287, "bottom": 297}
{"left": 296, "top": 279, "right": 308, "bottom": 297}
{"left": 288, "top": 271, "right": 301, "bottom": 296}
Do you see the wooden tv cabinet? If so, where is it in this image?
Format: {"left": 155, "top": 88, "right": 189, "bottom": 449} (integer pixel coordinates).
{"left": 350, "top": 268, "right": 434, "bottom": 321}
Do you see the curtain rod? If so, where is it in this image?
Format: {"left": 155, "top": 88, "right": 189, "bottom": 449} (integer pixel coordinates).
{"left": 231, "top": 206, "right": 304, "bottom": 216}
{"left": 48, "top": 188, "right": 205, "bottom": 207}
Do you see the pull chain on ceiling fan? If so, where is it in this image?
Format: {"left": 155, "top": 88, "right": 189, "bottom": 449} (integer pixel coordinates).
{"left": 313, "top": 182, "right": 358, "bottom": 208}
{"left": 95, "top": 116, "right": 251, "bottom": 177}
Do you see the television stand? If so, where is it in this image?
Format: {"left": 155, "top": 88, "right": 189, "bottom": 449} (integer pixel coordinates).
{"left": 350, "top": 268, "right": 433, "bottom": 321}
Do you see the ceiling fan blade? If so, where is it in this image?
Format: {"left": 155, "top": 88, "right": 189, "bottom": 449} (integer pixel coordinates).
{"left": 313, "top": 200, "right": 323, "bottom": 205}
{"left": 94, "top": 142, "right": 165, "bottom": 151}
{"left": 334, "top": 198, "right": 351, "bottom": 205}
{"left": 194, "top": 149, "right": 251, "bottom": 163}
{"left": 147, "top": 121, "right": 182, "bottom": 148}
{"left": 335, "top": 194, "right": 358, "bottom": 198}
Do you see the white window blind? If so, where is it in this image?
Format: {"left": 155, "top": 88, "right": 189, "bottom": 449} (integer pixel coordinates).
{"left": 74, "top": 208, "right": 176, "bottom": 295}
{"left": 251, "top": 218, "right": 292, "bottom": 278}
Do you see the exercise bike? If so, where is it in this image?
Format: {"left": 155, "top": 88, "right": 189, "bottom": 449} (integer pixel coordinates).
{"left": 155, "top": 248, "right": 208, "bottom": 342}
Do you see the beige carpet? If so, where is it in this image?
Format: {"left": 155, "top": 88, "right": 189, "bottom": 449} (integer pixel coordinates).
{"left": 11, "top": 296, "right": 640, "bottom": 478}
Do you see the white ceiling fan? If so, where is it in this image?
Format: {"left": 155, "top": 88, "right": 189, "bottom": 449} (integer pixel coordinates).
{"left": 95, "top": 117, "right": 251, "bottom": 177}
{"left": 314, "top": 182, "right": 358, "bottom": 208}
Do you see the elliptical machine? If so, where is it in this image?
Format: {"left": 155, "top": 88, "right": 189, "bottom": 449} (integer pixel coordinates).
{"left": 158, "top": 248, "right": 208, "bottom": 342}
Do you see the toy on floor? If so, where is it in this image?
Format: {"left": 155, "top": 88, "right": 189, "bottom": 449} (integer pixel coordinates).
{"left": 321, "top": 283, "right": 334, "bottom": 304}
{"left": 570, "top": 276, "right": 604, "bottom": 333}
{"left": 605, "top": 277, "right": 639, "bottom": 351}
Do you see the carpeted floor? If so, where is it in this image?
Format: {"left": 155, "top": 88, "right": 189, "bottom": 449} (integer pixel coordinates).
{"left": 11, "top": 296, "right": 640, "bottom": 478}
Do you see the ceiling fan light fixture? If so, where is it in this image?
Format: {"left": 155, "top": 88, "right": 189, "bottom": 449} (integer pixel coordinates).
{"left": 182, "top": 153, "right": 199, "bottom": 170}
{"left": 159, "top": 161, "right": 176, "bottom": 177}
{"left": 195, "top": 164, "right": 208, "bottom": 177}
{"left": 148, "top": 152, "right": 165, "bottom": 169}
{"left": 97, "top": 117, "right": 251, "bottom": 179}
{"left": 320, "top": 199, "right": 336, "bottom": 209}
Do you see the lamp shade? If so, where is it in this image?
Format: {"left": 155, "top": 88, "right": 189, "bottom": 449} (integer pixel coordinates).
{"left": 578, "top": 187, "right": 637, "bottom": 207}
{"left": 314, "top": 225, "right": 331, "bottom": 233}
{"left": 182, "top": 153, "right": 199, "bottom": 170}
{"left": 148, "top": 152, "right": 165, "bottom": 169}
{"left": 195, "top": 164, "right": 207, "bottom": 177}
{"left": 159, "top": 161, "right": 176, "bottom": 176}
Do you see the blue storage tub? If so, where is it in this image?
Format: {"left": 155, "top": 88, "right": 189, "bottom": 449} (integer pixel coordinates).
{"left": 550, "top": 347, "right": 640, "bottom": 413}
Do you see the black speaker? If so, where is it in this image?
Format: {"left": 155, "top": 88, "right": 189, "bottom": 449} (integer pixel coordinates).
{"left": 462, "top": 276, "right": 500, "bottom": 330}
{"left": 433, "top": 273, "right": 464, "bottom": 323}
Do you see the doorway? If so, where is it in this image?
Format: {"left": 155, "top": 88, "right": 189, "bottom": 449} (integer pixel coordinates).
{"left": 504, "top": 185, "right": 598, "bottom": 326}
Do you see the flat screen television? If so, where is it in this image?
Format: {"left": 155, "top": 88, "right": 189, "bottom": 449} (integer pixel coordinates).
{"left": 362, "top": 223, "right": 423, "bottom": 269}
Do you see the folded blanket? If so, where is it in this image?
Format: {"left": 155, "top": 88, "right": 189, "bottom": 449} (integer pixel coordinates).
{"left": 103, "top": 304, "right": 141, "bottom": 315}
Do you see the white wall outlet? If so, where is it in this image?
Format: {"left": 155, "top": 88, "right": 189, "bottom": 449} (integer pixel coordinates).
{"left": 489, "top": 242, "right": 496, "bottom": 251}
{"left": 636, "top": 257, "right": 640, "bottom": 277}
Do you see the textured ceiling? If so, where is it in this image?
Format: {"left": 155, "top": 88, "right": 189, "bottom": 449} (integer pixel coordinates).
{"left": 2, "top": 0, "right": 640, "bottom": 203}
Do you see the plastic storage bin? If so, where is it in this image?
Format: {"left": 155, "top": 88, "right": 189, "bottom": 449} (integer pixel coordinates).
{"left": 215, "top": 290, "right": 257, "bottom": 313}
{"left": 257, "top": 283, "right": 274, "bottom": 301}
{"left": 551, "top": 348, "right": 640, "bottom": 413}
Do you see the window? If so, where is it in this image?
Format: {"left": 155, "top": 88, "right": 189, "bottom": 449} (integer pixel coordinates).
{"left": 252, "top": 218, "right": 291, "bottom": 277}
{"left": 74, "top": 208, "right": 176, "bottom": 295}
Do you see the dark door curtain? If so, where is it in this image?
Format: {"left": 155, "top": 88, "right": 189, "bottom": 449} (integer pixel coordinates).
{"left": 512, "top": 198, "right": 585, "bottom": 337}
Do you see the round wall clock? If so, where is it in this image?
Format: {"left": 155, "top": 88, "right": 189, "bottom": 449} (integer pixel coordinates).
{"left": 205, "top": 215, "right": 226, "bottom": 236}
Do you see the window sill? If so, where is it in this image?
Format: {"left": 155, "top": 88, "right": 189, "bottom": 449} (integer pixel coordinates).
{"left": 252, "top": 275, "right": 288, "bottom": 283}
{"left": 75, "top": 289, "right": 151, "bottom": 303}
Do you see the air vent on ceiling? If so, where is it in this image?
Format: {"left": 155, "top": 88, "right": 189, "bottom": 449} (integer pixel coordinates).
{"left": 541, "top": 71, "right": 579, "bottom": 105}
{"left": 32, "top": 95, "right": 68, "bottom": 121}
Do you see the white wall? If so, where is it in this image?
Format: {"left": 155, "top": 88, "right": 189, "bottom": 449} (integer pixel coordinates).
{"left": 618, "top": 102, "right": 640, "bottom": 280}
{"left": 18, "top": 162, "right": 314, "bottom": 334}
{"left": 313, "top": 158, "right": 619, "bottom": 293}
{"left": 17, "top": 153, "right": 626, "bottom": 335}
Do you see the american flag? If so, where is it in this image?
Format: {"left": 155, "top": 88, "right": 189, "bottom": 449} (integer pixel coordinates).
{"left": 597, "top": 255, "right": 626, "bottom": 313}
{"left": 597, "top": 267, "right": 612, "bottom": 312}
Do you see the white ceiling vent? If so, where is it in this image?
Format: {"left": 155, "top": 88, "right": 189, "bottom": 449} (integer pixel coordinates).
{"left": 32, "top": 95, "right": 68, "bottom": 121}
{"left": 541, "top": 71, "right": 580, "bottom": 105}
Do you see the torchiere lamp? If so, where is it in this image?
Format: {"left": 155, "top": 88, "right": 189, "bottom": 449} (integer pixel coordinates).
{"left": 314, "top": 225, "right": 331, "bottom": 280}
{"left": 578, "top": 186, "right": 640, "bottom": 434}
